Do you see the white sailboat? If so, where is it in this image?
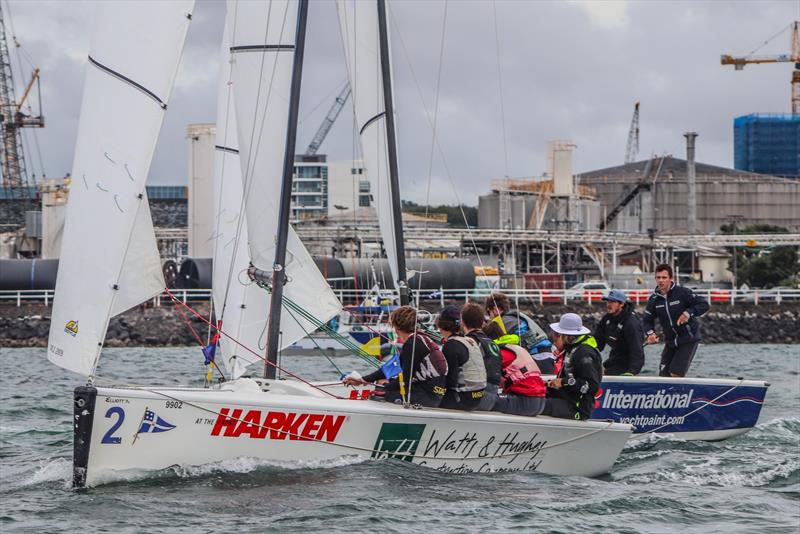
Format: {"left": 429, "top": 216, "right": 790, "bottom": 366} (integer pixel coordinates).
{"left": 50, "top": 0, "right": 632, "bottom": 488}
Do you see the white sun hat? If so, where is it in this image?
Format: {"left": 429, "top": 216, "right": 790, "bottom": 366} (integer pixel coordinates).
{"left": 549, "top": 313, "right": 591, "bottom": 336}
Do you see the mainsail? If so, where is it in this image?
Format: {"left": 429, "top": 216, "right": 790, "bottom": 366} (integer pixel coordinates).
{"left": 225, "top": 0, "right": 341, "bottom": 355}
{"left": 211, "top": 23, "right": 270, "bottom": 378}
{"left": 336, "top": 0, "right": 403, "bottom": 289}
{"left": 47, "top": 1, "right": 194, "bottom": 377}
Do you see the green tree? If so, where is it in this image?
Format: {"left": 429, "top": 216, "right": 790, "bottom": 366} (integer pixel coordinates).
{"left": 725, "top": 224, "right": 798, "bottom": 287}
{"left": 401, "top": 200, "right": 478, "bottom": 227}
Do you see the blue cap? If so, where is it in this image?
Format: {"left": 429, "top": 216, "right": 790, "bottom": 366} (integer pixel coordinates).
{"left": 602, "top": 289, "right": 627, "bottom": 303}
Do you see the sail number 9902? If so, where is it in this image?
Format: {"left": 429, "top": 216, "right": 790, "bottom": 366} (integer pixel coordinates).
{"left": 165, "top": 401, "right": 183, "bottom": 409}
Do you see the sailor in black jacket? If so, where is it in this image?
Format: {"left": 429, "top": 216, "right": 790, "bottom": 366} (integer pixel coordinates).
{"left": 595, "top": 289, "right": 645, "bottom": 375}
{"left": 643, "top": 264, "right": 710, "bottom": 377}
{"left": 542, "top": 313, "right": 603, "bottom": 420}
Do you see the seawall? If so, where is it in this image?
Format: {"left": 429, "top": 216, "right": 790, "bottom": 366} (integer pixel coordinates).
{"left": 2, "top": 302, "right": 798, "bottom": 348}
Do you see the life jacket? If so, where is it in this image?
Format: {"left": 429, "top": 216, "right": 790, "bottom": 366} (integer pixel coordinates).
{"left": 501, "top": 344, "right": 542, "bottom": 384}
{"left": 413, "top": 331, "right": 448, "bottom": 381}
{"left": 447, "top": 336, "right": 488, "bottom": 392}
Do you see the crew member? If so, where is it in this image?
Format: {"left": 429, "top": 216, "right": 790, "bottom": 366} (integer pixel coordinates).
{"left": 484, "top": 292, "right": 543, "bottom": 350}
{"left": 542, "top": 313, "right": 603, "bottom": 420}
{"left": 344, "top": 306, "right": 448, "bottom": 407}
{"left": 437, "top": 306, "right": 486, "bottom": 410}
{"left": 594, "top": 289, "right": 645, "bottom": 376}
{"left": 461, "top": 302, "right": 503, "bottom": 411}
{"left": 483, "top": 322, "right": 546, "bottom": 416}
{"left": 643, "top": 264, "right": 710, "bottom": 377}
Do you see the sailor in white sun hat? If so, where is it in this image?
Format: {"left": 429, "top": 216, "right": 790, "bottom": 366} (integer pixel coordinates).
{"left": 542, "top": 313, "right": 603, "bottom": 421}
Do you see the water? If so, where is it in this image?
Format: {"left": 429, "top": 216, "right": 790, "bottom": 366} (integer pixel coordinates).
{"left": 1, "top": 344, "right": 798, "bottom": 533}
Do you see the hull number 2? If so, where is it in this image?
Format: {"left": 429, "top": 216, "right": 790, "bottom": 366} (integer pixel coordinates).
{"left": 101, "top": 407, "right": 125, "bottom": 444}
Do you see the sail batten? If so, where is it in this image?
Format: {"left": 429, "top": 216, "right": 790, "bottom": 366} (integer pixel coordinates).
{"left": 47, "top": 1, "right": 194, "bottom": 377}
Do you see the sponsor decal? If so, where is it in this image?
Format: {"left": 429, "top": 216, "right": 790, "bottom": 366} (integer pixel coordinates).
{"left": 371, "top": 423, "right": 426, "bottom": 461}
{"left": 210, "top": 408, "right": 346, "bottom": 442}
{"left": 602, "top": 388, "right": 694, "bottom": 410}
{"left": 64, "top": 320, "right": 79, "bottom": 337}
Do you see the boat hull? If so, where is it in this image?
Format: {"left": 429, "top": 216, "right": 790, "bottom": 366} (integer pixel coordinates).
{"left": 74, "top": 380, "right": 631, "bottom": 487}
{"left": 589, "top": 376, "right": 769, "bottom": 440}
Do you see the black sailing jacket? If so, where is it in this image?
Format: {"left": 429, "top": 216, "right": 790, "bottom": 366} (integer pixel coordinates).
{"left": 594, "top": 303, "right": 645, "bottom": 375}
{"left": 643, "top": 283, "right": 709, "bottom": 346}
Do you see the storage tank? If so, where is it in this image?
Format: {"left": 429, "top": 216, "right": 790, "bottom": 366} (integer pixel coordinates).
{"left": 0, "top": 259, "right": 60, "bottom": 290}
{"left": 176, "top": 258, "right": 213, "bottom": 289}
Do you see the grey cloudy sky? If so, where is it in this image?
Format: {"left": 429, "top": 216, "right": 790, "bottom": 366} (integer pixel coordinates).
{"left": 8, "top": 0, "right": 799, "bottom": 205}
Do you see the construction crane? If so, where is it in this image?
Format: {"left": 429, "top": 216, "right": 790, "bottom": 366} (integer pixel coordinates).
{"left": 304, "top": 84, "right": 350, "bottom": 156}
{"left": 0, "top": 2, "right": 44, "bottom": 190}
{"left": 624, "top": 102, "right": 640, "bottom": 164}
{"left": 721, "top": 21, "right": 800, "bottom": 114}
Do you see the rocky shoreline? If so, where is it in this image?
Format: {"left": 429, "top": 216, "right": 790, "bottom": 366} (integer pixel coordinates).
{"left": 2, "top": 301, "right": 798, "bottom": 348}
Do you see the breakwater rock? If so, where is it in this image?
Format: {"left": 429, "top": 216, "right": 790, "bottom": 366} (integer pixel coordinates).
{"left": 1, "top": 302, "right": 798, "bottom": 348}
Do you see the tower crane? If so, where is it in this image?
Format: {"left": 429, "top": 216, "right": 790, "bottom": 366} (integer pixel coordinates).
{"left": 0, "top": 2, "right": 44, "bottom": 190}
{"left": 721, "top": 21, "right": 800, "bottom": 114}
{"left": 624, "top": 101, "right": 640, "bottom": 164}
{"left": 304, "top": 83, "right": 350, "bottom": 156}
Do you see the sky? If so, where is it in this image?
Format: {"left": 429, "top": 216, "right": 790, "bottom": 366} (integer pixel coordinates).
{"left": 6, "top": 0, "right": 799, "bottom": 205}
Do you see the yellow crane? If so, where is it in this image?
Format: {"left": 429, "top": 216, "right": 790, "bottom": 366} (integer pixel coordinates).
{"left": 721, "top": 21, "right": 800, "bottom": 114}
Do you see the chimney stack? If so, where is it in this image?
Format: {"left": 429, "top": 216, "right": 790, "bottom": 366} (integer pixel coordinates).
{"left": 684, "top": 132, "right": 698, "bottom": 234}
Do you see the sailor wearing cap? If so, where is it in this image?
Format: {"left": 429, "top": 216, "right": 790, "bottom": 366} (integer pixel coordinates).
{"left": 594, "top": 289, "right": 645, "bottom": 376}
{"left": 542, "top": 313, "right": 603, "bottom": 421}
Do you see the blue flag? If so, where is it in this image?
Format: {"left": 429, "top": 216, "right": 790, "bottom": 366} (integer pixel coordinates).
{"left": 380, "top": 353, "right": 402, "bottom": 380}
{"left": 138, "top": 409, "right": 176, "bottom": 434}
{"left": 202, "top": 342, "right": 217, "bottom": 365}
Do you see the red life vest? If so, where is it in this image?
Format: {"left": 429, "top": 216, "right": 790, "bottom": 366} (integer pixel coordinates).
{"left": 499, "top": 344, "right": 546, "bottom": 397}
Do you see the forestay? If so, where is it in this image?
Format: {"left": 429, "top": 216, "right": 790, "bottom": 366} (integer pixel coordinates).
{"left": 48, "top": 1, "right": 194, "bottom": 377}
{"left": 336, "top": 0, "right": 402, "bottom": 289}
{"left": 226, "top": 0, "right": 340, "bottom": 353}
{"left": 211, "top": 23, "right": 270, "bottom": 378}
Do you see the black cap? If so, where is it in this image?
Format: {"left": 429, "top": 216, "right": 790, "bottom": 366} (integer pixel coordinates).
{"left": 438, "top": 306, "right": 461, "bottom": 325}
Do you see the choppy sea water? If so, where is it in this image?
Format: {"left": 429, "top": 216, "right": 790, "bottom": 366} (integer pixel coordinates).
{"left": 0, "top": 344, "right": 797, "bottom": 533}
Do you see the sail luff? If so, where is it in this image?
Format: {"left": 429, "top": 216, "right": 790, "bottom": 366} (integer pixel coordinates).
{"left": 376, "top": 0, "right": 409, "bottom": 304}
{"left": 264, "top": 0, "right": 309, "bottom": 379}
{"left": 336, "top": 0, "right": 404, "bottom": 292}
{"left": 226, "top": 0, "right": 341, "bottom": 371}
{"left": 47, "top": 1, "right": 194, "bottom": 377}
{"left": 212, "top": 20, "right": 270, "bottom": 379}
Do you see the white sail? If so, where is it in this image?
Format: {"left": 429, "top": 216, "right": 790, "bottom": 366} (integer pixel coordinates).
{"left": 212, "top": 23, "right": 270, "bottom": 378}
{"left": 336, "top": 0, "right": 401, "bottom": 288}
{"left": 48, "top": 1, "right": 194, "bottom": 376}
{"left": 225, "top": 0, "right": 341, "bottom": 353}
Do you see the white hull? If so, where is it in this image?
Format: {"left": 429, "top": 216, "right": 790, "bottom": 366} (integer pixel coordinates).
{"left": 74, "top": 379, "right": 632, "bottom": 486}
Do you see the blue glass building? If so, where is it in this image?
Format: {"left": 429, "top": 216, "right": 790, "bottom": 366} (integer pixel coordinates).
{"left": 734, "top": 114, "right": 800, "bottom": 178}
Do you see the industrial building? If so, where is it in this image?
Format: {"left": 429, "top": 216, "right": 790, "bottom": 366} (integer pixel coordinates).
{"left": 479, "top": 141, "right": 602, "bottom": 232}
{"left": 734, "top": 114, "right": 800, "bottom": 178}
{"left": 577, "top": 156, "right": 800, "bottom": 234}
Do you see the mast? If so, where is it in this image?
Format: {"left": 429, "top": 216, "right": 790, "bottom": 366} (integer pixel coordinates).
{"left": 264, "top": 0, "right": 309, "bottom": 379}
{"left": 376, "top": 0, "right": 409, "bottom": 305}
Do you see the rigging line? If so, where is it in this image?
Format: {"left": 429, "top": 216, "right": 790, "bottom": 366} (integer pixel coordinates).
{"left": 492, "top": 0, "right": 509, "bottom": 178}
{"left": 213, "top": 11, "right": 247, "bottom": 325}
{"left": 164, "top": 287, "right": 341, "bottom": 397}
{"left": 281, "top": 299, "right": 345, "bottom": 376}
{"left": 95, "top": 377, "right": 621, "bottom": 460}
{"left": 743, "top": 22, "right": 791, "bottom": 56}
{"left": 298, "top": 78, "right": 348, "bottom": 126}
{"left": 388, "top": 4, "right": 492, "bottom": 284}
{"left": 416, "top": 0, "right": 448, "bottom": 293}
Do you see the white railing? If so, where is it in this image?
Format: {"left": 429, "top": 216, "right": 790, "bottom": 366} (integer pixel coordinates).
{"left": 1, "top": 287, "right": 799, "bottom": 308}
